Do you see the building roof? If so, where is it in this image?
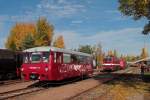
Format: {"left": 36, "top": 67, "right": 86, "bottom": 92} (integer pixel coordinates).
{"left": 23, "top": 46, "right": 92, "bottom": 57}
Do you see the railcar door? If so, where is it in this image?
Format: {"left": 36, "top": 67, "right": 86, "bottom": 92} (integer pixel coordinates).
{"left": 52, "top": 52, "right": 63, "bottom": 80}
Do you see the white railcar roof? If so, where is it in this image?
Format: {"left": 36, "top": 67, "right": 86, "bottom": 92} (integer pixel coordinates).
{"left": 23, "top": 46, "right": 91, "bottom": 57}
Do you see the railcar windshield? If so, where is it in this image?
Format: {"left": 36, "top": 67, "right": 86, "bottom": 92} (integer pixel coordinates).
{"left": 23, "top": 52, "right": 50, "bottom": 63}
{"left": 104, "top": 56, "right": 112, "bottom": 62}
{"left": 31, "top": 53, "right": 41, "bottom": 63}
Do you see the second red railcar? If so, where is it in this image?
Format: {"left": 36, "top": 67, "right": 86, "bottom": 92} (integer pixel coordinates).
{"left": 102, "top": 56, "right": 126, "bottom": 71}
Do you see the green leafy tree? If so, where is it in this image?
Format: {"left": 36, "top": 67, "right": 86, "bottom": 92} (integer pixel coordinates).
{"left": 78, "top": 45, "right": 93, "bottom": 54}
{"left": 21, "top": 33, "right": 35, "bottom": 50}
{"left": 118, "top": 0, "right": 150, "bottom": 34}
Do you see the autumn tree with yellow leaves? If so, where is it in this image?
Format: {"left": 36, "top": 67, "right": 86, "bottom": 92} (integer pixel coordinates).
{"left": 35, "top": 17, "right": 54, "bottom": 46}
{"left": 108, "top": 50, "right": 114, "bottom": 56}
{"left": 53, "top": 35, "right": 65, "bottom": 48}
{"left": 5, "top": 23, "right": 36, "bottom": 50}
{"left": 140, "top": 47, "right": 149, "bottom": 59}
{"left": 5, "top": 17, "right": 54, "bottom": 51}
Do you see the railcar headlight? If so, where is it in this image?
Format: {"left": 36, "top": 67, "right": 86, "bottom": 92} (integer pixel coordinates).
{"left": 45, "top": 67, "right": 48, "bottom": 72}
{"left": 21, "top": 68, "right": 24, "bottom": 71}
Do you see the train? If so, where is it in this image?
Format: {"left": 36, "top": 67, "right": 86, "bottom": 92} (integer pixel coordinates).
{"left": 102, "top": 56, "right": 126, "bottom": 71}
{"left": 0, "top": 49, "right": 23, "bottom": 80}
{"left": 21, "top": 46, "right": 93, "bottom": 81}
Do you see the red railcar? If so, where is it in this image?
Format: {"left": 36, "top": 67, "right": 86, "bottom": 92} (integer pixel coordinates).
{"left": 21, "top": 46, "right": 93, "bottom": 81}
{"left": 102, "top": 56, "right": 126, "bottom": 71}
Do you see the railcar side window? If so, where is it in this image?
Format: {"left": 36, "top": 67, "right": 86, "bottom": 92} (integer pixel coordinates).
{"left": 57, "top": 53, "right": 62, "bottom": 63}
{"left": 54, "top": 52, "right": 62, "bottom": 63}
{"left": 43, "top": 52, "right": 49, "bottom": 62}
{"left": 71, "top": 55, "right": 78, "bottom": 63}
{"left": 78, "top": 56, "right": 84, "bottom": 64}
{"left": 54, "top": 53, "right": 56, "bottom": 63}
{"left": 23, "top": 54, "right": 29, "bottom": 63}
{"left": 86, "top": 57, "right": 91, "bottom": 64}
{"left": 63, "top": 54, "right": 71, "bottom": 63}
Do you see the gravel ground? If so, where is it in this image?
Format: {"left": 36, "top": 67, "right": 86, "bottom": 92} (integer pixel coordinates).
{"left": 71, "top": 67, "right": 150, "bottom": 100}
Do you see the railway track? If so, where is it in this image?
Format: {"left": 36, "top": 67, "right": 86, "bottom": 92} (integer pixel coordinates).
{"left": 0, "top": 80, "right": 30, "bottom": 87}
{"left": 0, "top": 87, "right": 44, "bottom": 100}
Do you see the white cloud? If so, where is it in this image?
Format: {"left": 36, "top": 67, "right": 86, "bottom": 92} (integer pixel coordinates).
{"left": 36, "top": 0, "right": 86, "bottom": 18}
{"left": 54, "top": 27, "right": 149, "bottom": 55}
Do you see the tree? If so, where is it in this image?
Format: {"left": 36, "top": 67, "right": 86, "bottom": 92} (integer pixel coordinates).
{"left": 118, "top": 0, "right": 150, "bottom": 34}
{"left": 5, "top": 23, "right": 36, "bottom": 50}
{"left": 21, "top": 33, "right": 35, "bottom": 50}
{"left": 95, "top": 43, "right": 103, "bottom": 65}
{"left": 140, "top": 47, "right": 149, "bottom": 59}
{"left": 78, "top": 45, "right": 93, "bottom": 54}
{"left": 35, "top": 17, "right": 54, "bottom": 46}
{"left": 114, "top": 49, "right": 118, "bottom": 57}
{"left": 53, "top": 35, "right": 65, "bottom": 48}
{"left": 5, "top": 17, "right": 55, "bottom": 51}
{"left": 108, "top": 50, "right": 114, "bottom": 56}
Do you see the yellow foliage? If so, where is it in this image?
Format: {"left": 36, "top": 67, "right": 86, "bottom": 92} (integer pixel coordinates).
{"left": 5, "top": 17, "right": 54, "bottom": 50}
{"left": 5, "top": 23, "right": 36, "bottom": 50}
{"left": 108, "top": 50, "right": 114, "bottom": 56}
{"left": 35, "top": 17, "right": 54, "bottom": 46}
{"left": 53, "top": 35, "right": 65, "bottom": 48}
{"left": 140, "top": 47, "right": 149, "bottom": 59}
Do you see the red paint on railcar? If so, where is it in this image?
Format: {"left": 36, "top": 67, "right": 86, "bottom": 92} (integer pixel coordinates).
{"left": 102, "top": 56, "right": 126, "bottom": 71}
{"left": 21, "top": 47, "right": 93, "bottom": 81}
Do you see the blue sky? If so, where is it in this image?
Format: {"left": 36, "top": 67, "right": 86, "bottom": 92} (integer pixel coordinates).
{"left": 0, "top": 0, "right": 149, "bottom": 55}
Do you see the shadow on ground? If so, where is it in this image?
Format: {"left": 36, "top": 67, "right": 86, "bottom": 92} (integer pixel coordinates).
{"left": 93, "top": 72, "right": 150, "bottom": 93}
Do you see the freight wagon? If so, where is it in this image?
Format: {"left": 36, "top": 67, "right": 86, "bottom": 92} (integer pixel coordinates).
{"left": 0, "top": 49, "right": 23, "bottom": 80}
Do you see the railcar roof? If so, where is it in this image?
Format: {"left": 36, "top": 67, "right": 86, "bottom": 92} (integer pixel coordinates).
{"left": 23, "top": 46, "right": 92, "bottom": 57}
